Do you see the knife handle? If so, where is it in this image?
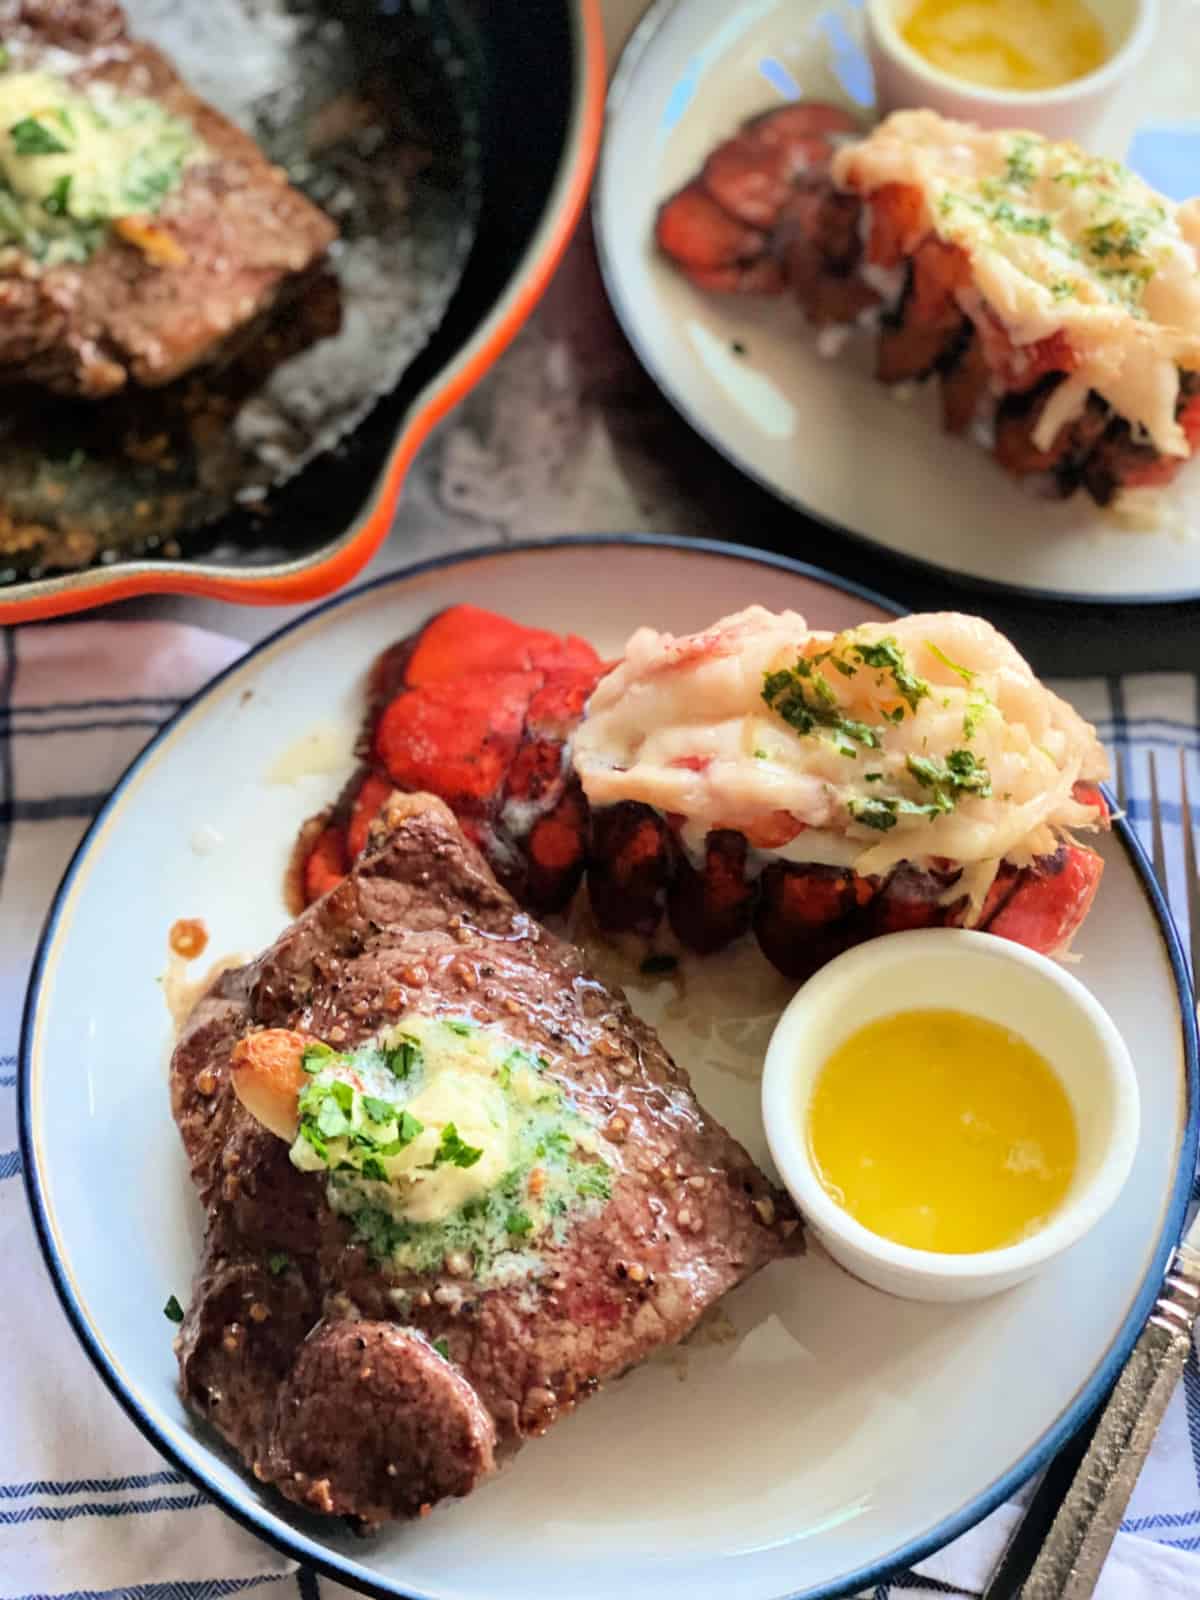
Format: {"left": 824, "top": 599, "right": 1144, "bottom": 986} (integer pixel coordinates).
{"left": 1014, "top": 1248, "right": 1200, "bottom": 1600}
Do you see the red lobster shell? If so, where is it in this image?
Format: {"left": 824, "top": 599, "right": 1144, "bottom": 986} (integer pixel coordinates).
{"left": 293, "top": 606, "right": 1107, "bottom": 981}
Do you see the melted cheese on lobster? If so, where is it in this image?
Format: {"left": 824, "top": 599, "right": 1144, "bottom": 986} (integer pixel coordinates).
{"left": 832, "top": 111, "right": 1200, "bottom": 455}
{"left": 573, "top": 607, "right": 1108, "bottom": 878}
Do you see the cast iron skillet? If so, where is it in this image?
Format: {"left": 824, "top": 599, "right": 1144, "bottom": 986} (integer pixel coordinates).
{"left": 0, "top": 0, "right": 605, "bottom": 620}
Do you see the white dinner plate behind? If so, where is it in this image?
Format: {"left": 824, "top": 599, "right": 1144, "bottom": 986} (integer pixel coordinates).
{"left": 595, "top": 0, "right": 1200, "bottom": 600}
{"left": 21, "top": 541, "right": 1196, "bottom": 1599}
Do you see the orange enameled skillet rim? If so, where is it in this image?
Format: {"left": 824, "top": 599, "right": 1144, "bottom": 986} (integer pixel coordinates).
{"left": 0, "top": 0, "right": 607, "bottom": 624}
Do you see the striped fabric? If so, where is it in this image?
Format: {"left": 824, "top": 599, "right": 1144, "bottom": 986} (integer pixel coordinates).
{"left": 1, "top": 621, "right": 1197, "bottom": 1600}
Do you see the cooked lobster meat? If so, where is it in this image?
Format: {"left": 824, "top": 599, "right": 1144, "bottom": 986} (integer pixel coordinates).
{"left": 294, "top": 605, "right": 1109, "bottom": 983}
{"left": 175, "top": 792, "right": 797, "bottom": 1526}
{"left": 656, "top": 106, "right": 1200, "bottom": 509}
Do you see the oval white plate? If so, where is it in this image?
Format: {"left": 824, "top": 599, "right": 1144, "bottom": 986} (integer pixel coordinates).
{"left": 595, "top": 0, "right": 1200, "bottom": 602}
{"left": 20, "top": 537, "right": 1198, "bottom": 1599}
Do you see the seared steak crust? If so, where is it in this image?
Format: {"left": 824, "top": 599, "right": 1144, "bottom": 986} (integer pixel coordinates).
{"left": 172, "top": 795, "right": 798, "bottom": 1526}
{"left": 0, "top": 0, "right": 335, "bottom": 397}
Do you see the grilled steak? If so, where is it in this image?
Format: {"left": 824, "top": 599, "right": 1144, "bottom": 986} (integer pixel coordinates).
{"left": 0, "top": 0, "right": 336, "bottom": 397}
{"left": 171, "top": 793, "right": 799, "bottom": 1527}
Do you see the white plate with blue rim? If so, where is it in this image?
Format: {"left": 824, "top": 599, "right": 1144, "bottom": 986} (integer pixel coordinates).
{"left": 19, "top": 537, "right": 1199, "bottom": 1598}
{"left": 594, "top": 0, "right": 1200, "bottom": 603}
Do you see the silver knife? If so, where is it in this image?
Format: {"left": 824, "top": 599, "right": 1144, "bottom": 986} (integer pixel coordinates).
{"left": 985, "top": 1210, "right": 1200, "bottom": 1599}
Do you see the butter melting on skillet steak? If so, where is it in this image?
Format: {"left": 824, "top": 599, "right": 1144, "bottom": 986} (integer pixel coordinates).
{"left": 0, "top": 0, "right": 336, "bottom": 398}
{"left": 171, "top": 794, "right": 800, "bottom": 1528}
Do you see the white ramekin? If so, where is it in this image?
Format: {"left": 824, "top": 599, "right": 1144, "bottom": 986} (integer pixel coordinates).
{"left": 865, "top": 0, "right": 1159, "bottom": 141}
{"left": 762, "top": 928, "right": 1140, "bottom": 1302}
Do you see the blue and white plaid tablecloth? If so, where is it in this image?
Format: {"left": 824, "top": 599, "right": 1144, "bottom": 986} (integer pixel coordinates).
{"left": 2, "top": 619, "right": 1198, "bottom": 1600}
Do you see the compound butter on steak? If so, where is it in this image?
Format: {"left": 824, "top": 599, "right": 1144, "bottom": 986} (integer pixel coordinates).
{"left": 0, "top": 0, "right": 336, "bottom": 398}
{"left": 170, "top": 792, "right": 799, "bottom": 1528}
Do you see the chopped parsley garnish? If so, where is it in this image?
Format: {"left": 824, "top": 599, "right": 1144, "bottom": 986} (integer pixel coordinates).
{"left": 1085, "top": 219, "right": 1148, "bottom": 261}
{"left": 361, "top": 1094, "right": 397, "bottom": 1124}
{"left": 847, "top": 795, "right": 945, "bottom": 831}
{"left": 848, "top": 637, "right": 930, "bottom": 712}
{"left": 1005, "top": 136, "right": 1038, "bottom": 187}
{"left": 865, "top": 771, "right": 884, "bottom": 783}
{"left": 313, "top": 1080, "right": 353, "bottom": 1139}
{"left": 9, "top": 115, "right": 70, "bottom": 156}
{"left": 444, "top": 1021, "right": 474, "bottom": 1037}
{"left": 990, "top": 199, "right": 1052, "bottom": 237}
{"left": 763, "top": 635, "right": 933, "bottom": 752}
{"left": 844, "top": 793, "right": 908, "bottom": 832}
{"left": 433, "top": 1337, "right": 450, "bottom": 1359}
{"left": 297, "top": 1076, "right": 346, "bottom": 1122}
{"left": 267, "top": 1251, "right": 290, "bottom": 1276}
{"left": 640, "top": 953, "right": 678, "bottom": 976}
{"left": 753, "top": 748, "right": 768, "bottom": 759}
{"left": 383, "top": 1035, "right": 421, "bottom": 1079}
{"left": 1097, "top": 265, "right": 1154, "bottom": 308}
{"left": 763, "top": 659, "right": 880, "bottom": 753}
{"left": 299, "top": 1121, "right": 328, "bottom": 1163}
{"left": 0, "top": 47, "right": 9, "bottom": 70}
{"left": 848, "top": 749, "right": 991, "bottom": 833}
{"left": 535, "top": 1128, "right": 573, "bottom": 1159}
{"left": 1050, "top": 279, "right": 1077, "bottom": 301}
{"left": 924, "top": 641, "right": 975, "bottom": 684}
{"left": 393, "top": 1110, "right": 425, "bottom": 1148}
{"left": 498, "top": 1046, "right": 544, "bottom": 1089}
{"left": 122, "top": 152, "right": 182, "bottom": 211}
{"left": 296, "top": 1074, "right": 424, "bottom": 1170}
{"left": 906, "top": 748, "right": 993, "bottom": 806}
{"left": 163, "top": 1294, "right": 184, "bottom": 1323}
{"left": 575, "top": 1161, "right": 613, "bottom": 1201}
{"left": 42, "top": 174, "right": 70, "bottom": 216}
{"left": 962, "top": 694, "right": 990, "bottom": 741}
{"left": 506, "top": 1209, "right": 534, "bottom": 1237}
{"left": 301, "top": 1041, "right": 337, "bottom": 1074}
{"left": 430, "top": 1122, "right": 484, "bottom": 1169}
{"left": 316, "top": 1098, "right": 350, "bottom": 1139}
{"left": 948, "top": 746, "right": 991, "bottom": 785}
{"left": 848, "top": 797, "right": 898, "bottom": 831}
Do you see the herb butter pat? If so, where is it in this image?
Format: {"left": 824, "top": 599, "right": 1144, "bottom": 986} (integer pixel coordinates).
{"left": 289, "top": 1015, "right": 615, "bottom": 1282}
{"left": 0, "top": 69, "right": 201, "bottom": 266}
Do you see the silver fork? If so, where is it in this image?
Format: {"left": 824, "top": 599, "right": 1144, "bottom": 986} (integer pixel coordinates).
{"left": 984, "top": 747, "right": 1200, "bottom": 1599}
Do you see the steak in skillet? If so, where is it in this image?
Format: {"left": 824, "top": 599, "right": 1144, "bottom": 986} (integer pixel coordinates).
{"left": 171, "top": 793, "right": 799, "bottom": 1527}
{"left": 0, "top": 0, "right": 336, "bottom": 397}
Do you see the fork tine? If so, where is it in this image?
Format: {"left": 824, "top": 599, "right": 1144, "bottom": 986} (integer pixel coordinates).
{"left": 1180, "top": 748, "right": 1199, "bottom": 1001}
{"left": 1148, "top": 750, "right": 1168, "bottom": 894}
{"left": 1113, "top": 744, "right": 1127, "bottom": 812}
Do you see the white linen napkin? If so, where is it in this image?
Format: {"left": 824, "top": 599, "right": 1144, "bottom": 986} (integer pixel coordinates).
{"left": 0, "top": 621, "right": 293, "bottom": 1600}
{"left": 2, "top": 621, "right": 1197, "bottom": 1600}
